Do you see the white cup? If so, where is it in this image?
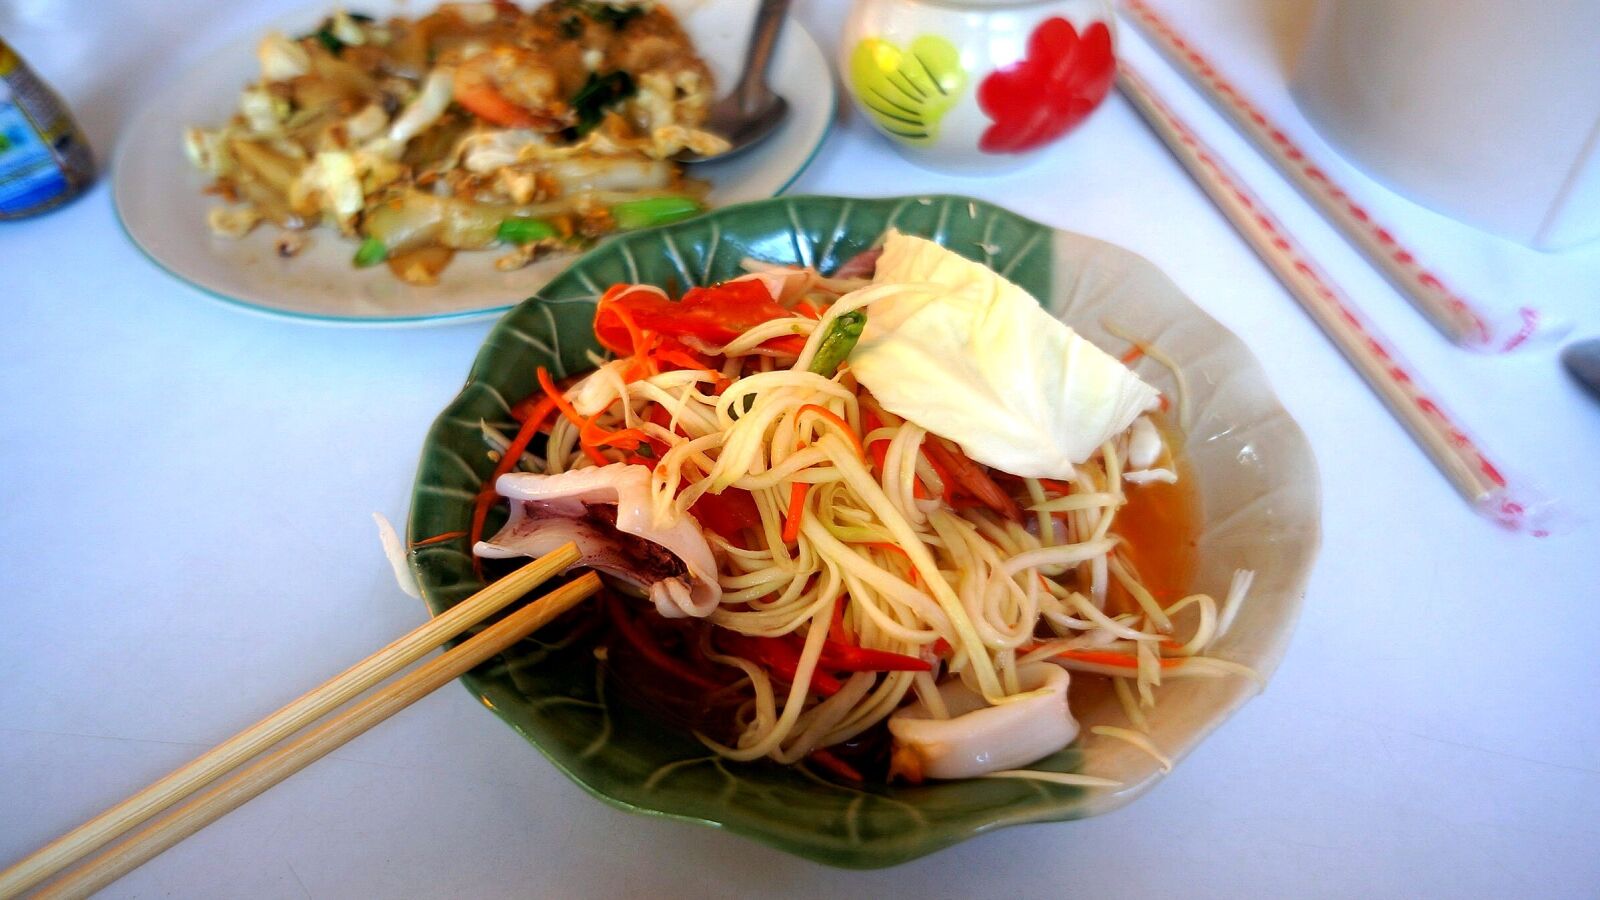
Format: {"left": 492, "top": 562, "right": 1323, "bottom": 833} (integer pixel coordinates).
{"left": 1292, "top": 0, "right": 1600, "bottom": 251}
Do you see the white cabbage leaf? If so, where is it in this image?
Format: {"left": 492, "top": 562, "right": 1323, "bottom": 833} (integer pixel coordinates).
{"left": 848, "top": 230, "right": 1159, "bottom": 478}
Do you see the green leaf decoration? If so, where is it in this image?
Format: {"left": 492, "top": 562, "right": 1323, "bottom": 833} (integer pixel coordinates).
{"left": 849, "top": 35, "right": 967, "bottom": 146}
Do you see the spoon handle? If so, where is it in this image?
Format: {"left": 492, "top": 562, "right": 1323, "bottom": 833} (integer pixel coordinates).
{"left": 733, "top": 0, "right": 792, "bottom": 110}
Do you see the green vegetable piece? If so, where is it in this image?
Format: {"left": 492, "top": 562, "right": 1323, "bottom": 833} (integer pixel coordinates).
{"left": 313, "top": 25, "right": 344, "bottom": 55}
{"left": 807, "top": 310, "right": 867, "bottom": 376}
{"left": 610, "top": 196, "right": 702, "bottom": 230}
{"left": 728, "top": 393, "right": 757, "bottom": 422}
{"left": 565, "top": 71, "right": 636, "bottom": 139}
{"left": 353, "top": 236, "right": 388, "bottom": 267}
{"left": 497, "top": 217, "right": 558, "bottom": 245}
{"left": 559, "top": 0, "right": 645, "bottom": 30}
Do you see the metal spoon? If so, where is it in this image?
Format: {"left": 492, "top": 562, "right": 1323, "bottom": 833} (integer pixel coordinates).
{"left": 678, "top": 0, "right": 792, "bottom": 164}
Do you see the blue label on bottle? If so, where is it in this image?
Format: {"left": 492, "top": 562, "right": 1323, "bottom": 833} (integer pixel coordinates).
{"left": 0, "top": 100, "right": 71, "bottom": 215}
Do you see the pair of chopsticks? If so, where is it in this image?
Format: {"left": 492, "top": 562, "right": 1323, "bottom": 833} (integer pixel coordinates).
{"left": 1114, "top": 44, "right": 1543, "bottom": 531}
{"left": 1120, "top": 0, "right": 1557, "bottom": 353}
{"left": 0, "top": 545, "right": 599, "bottom": 899}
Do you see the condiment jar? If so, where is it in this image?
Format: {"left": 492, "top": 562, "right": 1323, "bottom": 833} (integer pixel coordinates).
{"left": 0, "top": 38, "right": 94, "bottom": 220}
{"left": 840, "top": 0, "right": 1115, "bottom": 174}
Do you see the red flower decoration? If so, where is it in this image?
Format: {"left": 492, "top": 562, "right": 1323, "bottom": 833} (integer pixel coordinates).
{"left": 977, "top": 18, "right": 1115, "bottom": 154}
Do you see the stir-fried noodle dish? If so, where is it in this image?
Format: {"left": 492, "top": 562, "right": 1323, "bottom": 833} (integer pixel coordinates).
{"left": 186, "top": 2, "right": 728, "bottom": 284}
{"left": 454, "top": 231, "right": 1256, "bottom": 784}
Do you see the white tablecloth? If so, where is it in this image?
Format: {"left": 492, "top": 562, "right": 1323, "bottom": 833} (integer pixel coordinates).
{"left": 3, "top": 1, "right": 1597, "bottom": 896}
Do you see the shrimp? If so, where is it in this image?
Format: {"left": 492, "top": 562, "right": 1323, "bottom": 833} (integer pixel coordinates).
{"left": 448, "top": 46, "right": 570, "bottom": 130}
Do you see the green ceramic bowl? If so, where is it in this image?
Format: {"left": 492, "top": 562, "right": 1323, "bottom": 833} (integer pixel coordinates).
{"left": 407, "top": 194, "right": 1320, "bottom": 867}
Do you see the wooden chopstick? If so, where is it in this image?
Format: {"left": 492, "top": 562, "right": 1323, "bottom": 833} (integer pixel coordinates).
{"left": 31, "top": 570, "right": 602, "bottom": 899}
{"left": 1119, "top": 0, "right": 1558, "bottom": 353}
{"left": 0, "top": 544, "right": 584, "bottom": 899}
{"left": 1116, "top": 62, "right": 1543, "bottom": 531}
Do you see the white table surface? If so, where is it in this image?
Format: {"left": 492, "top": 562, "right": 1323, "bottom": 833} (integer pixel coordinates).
{"left": 3, "top": 1, "right": 1598, "bottom": 897}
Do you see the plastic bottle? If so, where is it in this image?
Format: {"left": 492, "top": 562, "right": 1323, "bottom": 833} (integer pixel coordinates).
{"left": 0, "top": 38, "right": 94, "bottom": 219}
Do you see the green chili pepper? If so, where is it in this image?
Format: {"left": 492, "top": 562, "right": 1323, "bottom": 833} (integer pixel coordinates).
{"left": 497, "top": 217, "right": 558, "bottom": 245}
{"left": 312, "top": 22, "right": 345, "bottom": 55}
{"left": 565, "top": 70, "right": 635, "bottom": 138}
{"left": 610, "top": 196, "right": 703, "bottom": 230}
{"left": 807, "top": 310, "right": 867, "bottom": 376}
{"left": 352, "top": 236, "right": 387, "bottom": 267}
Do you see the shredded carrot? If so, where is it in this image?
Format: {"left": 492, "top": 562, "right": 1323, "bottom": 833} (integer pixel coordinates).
{"left": 782, "top": 481, "right": 807, "bottom": 543}
{"left": 596, "top": 288, "right": 661, "bottom": 382}
{"left": 602, "top": 429, "right": 655, "bottom": 451}
{"left": 861, "top": 541, "right": 909, "bottom": 561}
{"left": 653, "top": 346, "right": 714, "bottom": 373}
{"left": 466, "top": 393, "right": 563, "bottom": 576}
{"left": 467, "top": 486, "right": 500, "bottom": 578}
{"left": 808, "top": 747, "right": 863, "bottom": 782}
{"left": 579, "top": 419, "right": 644, "bottom": 450}
{"left": 797, "top": 404, "right": 866, "bottom": 460}
{"left": 496, "top": 396, "right": 558, "bottom": 480}
{"left": 534, "top": 367, "right": 609, "bottom": 467}
{"left": 1120, "top": 344, "right": 1146, "bottom": 365}
{"left": 762, "top": 335, "right": 809, "bottom": 356}
{"left": 410, "top": 530, "right": 466, "bottom": 548}
{"left": 1056, "top": 649, "right": 1183, "bottom": 670}
{"left": 602, "top": 289, "right": 648, "bottom": 355}
{"left": 861, "top": 409, "right": 891, "bottom": 473}
{"left": 578, "top": 434, "right": 610, "bottom": 468}
{"left": 538, "top": 367, "right": 585, "bottom": 428}
{"left": 453, "top": 81, "right": 540, "bottom": 128}
{"left": 509, "top": 396, "right": 556, "bottom": 423}
{"left": 1038, "top": 478, "right": 1075, "bottom": 496}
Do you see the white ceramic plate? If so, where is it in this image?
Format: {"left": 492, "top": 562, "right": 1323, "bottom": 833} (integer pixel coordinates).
{"left": 112, "top": 0, "right": 836, "bottom": 326}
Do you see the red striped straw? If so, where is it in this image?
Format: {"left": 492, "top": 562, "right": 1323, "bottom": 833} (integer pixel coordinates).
{"left": 1117, "top": 61, "right": 1548, "bottom": 533}
{"left": 1122, "top": 0, "right": 1560, "bottom": 354}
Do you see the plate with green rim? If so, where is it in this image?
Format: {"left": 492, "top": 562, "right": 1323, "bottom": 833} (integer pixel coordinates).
{"left": 112, "top": 0, "right": 835, "bottom": 327}
{"left": 407, "top": 194, "right": 1321, "bottom": 867}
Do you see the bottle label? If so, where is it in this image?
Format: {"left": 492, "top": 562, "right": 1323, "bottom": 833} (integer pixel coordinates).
{"left": 0, "top": 86, "right": 72, "bottom": 215}
{"left": 0, "top": 42, "right": 93, "bottom": 218}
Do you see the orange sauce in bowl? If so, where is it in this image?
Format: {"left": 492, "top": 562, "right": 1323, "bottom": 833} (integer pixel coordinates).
{"left": 1106, "top": 415, "right": 1201, "bottom": 607}
{"left": 1068, "top": 422, "right": 1201, "bottom": 711}
{"left": 1114, "top": 465, "right": 1200, "bottom": 601}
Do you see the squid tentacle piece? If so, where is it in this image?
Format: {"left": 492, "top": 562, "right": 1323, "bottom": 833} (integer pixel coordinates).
{"left": 475, "top": 463, "right": 721, "bottom": 618}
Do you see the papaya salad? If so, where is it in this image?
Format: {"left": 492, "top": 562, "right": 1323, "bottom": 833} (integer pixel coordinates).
{"left": 455, "top": 231, "right": 1257, "bottom": 784}
{"left": 185, "top": 1, "right": 729, "bottom": 285}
